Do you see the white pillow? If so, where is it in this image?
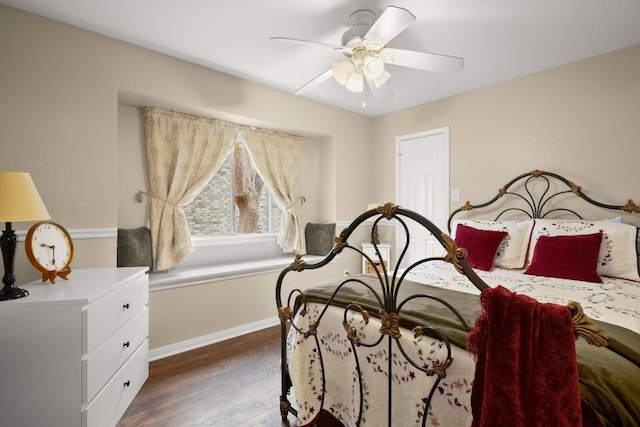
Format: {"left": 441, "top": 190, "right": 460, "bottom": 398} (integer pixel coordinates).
{"left": 451, "top": 219, "right": 534, "bottom": 269}
{"left": 528, "top": 219, "right": 640, "bottom": 281}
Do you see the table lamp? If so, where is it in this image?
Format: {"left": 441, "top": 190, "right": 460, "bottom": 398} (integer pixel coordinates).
{"left": 0, "top": 172, "right": 50, "bottom": 301}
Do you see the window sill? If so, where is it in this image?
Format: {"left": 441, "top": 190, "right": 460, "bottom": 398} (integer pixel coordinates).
{"left": 148, "top": 255, "right": 328, "bottom": 291}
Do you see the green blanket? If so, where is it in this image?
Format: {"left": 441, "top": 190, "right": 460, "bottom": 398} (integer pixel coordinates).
{"left": 297, "top": 275, "right": 640, "bottom": 426}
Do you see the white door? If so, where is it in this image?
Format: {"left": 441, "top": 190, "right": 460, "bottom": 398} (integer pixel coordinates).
{"left": 396, "top": 128, "right": 450, "bottom": 268}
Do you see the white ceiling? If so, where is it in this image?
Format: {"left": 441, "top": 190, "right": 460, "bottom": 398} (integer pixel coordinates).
{"left": 3, "top": 0, "right": 640, "bottom": 117}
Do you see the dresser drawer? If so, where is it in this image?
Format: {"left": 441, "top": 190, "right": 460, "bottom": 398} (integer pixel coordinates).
{"left": 83, "top": 274, "right": 148, "bottom": 355}
{"left": 83, "top": 339, "right": 149, "bottom": 427}
{"left": 83, "top": 307, "right": 148, "bottom": 404}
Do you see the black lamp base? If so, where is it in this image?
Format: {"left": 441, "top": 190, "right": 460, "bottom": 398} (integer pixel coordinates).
{"left": 0, "top": 287, "right": 29, "bottom": 301}
{"left": 1, "top": 221, "right": 29, "bottom": 302}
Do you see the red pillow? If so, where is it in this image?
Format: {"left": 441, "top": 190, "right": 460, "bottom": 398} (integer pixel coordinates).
{"left": 454, "top": 224, "right": 508, "bottom": 271}
{"left": 525, "top": 233, "right": 603, "bottom": 283}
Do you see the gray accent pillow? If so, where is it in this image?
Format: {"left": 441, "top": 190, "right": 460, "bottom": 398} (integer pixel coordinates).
{"left": 117, "top": 227, "right": 153, "bottom": 268}
{"left": 305, "top": 223, "right": 336, "bottom": 256}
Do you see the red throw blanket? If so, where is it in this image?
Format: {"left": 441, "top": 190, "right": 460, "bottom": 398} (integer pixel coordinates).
{"left": 467, "top": 285, "right": 582, "bottom": 427}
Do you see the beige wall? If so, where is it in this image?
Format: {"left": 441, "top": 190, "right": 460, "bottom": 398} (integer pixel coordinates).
{"left": 2, "top": 5, "right": 639, "bottom": 351}
{"left": 0, "top": 6, "right": 369, "bottom": 350}
{"left": 371, "top": 44, "right": 640, "bottom": 225}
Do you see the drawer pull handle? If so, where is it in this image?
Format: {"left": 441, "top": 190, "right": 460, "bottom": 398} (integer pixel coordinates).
{"left": 123, "top": 341, "right": 130, "bottom": 348}
{"left": 124, "top": 380, "right": 130, "bottom": 388}
{"left": 123, "top": 303, "right": 130, "bottom": 310}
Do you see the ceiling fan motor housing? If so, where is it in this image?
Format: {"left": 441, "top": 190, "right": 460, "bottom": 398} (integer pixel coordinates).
{"left": 341, "top": 9, "right": 375, "bottom": 48}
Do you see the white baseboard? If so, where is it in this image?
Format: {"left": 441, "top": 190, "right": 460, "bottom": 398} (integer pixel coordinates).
{"left": 148, "top": 316, "right": 281, "bottom": 361}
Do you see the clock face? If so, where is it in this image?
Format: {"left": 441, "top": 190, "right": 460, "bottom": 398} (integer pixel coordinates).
{"left": 26, "top": 222, "right": 74, "bottom": 272}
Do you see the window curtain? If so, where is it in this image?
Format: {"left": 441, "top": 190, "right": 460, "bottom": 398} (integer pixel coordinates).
{"left": 243, "top": 129, "right": 306, "bottom": 254}
{"left": 144, "top": 107, "right": 236, "bottom": 271}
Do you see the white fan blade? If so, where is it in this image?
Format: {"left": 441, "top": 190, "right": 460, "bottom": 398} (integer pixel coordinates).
{"left": 388, "top": 48, "right": 464, "bottom": 74}
{"left": 270, "top": 36, "right": 347, "bottom": 52}
{"left": 366, "top": 78, "right": 393, "bottom": 101}
{"left": 294, "top": 68, "right": 334, "bottom": 95}
{"left": 364, "top": 6, "right": 416, "bottom": 46}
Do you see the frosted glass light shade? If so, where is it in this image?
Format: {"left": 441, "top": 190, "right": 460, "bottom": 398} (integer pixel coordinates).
{"left": 345, "top": 72, "right": 364, "bottom": 92}
{"left": 0, "top": 172, "right": 50, "bottom": 222}
{"left": 363, "top": 57, "right": 385, "bottom": 80}
{"left": 331, "top": 60, "right": 356, "bottom": 86}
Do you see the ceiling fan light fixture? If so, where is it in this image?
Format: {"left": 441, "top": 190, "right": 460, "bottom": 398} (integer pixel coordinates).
{"left": 331, "top": 60, "right": 356, "bottom": 86}
{"left": 274, "top": 6, "right": 465, "bottom": 102}
{"left": 363, "top": 56, "right": 385, "bottom": 80}
{"left": 345, "top": 72, "right": 364, "bottom": 93}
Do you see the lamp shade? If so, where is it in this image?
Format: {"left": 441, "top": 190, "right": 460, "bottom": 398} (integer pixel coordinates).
{"left": 0, "top": 172, "right": 50, "bottom": 222}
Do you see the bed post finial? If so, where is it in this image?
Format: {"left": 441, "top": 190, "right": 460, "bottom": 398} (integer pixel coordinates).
{"left": 570, "top": 182, "right": 582, "bottom": 196}
{"left": 379, "top": 310, "right": 402, "bottom": 339}
{"left": 426, "top": 358, "right": 453, "bottom": 379}
{"left": 278, "top": 306, "right": 293, "bottom": 323}
{"left": 624, "top": 199, "right": 640, "bottom": 214}
{"left": 343, "top": 321, "right": 361, "bottom": 345}
{"left": 334, "top": 229, "right": 348, "bottom": 253}
{"left": 567, "top": 301, "right": 608, "bottom": 347}
{"left": 291, "top": 254, "right": 304, "bottom": 272}
{"left": 378, "top": 202, "right": 398, "bottom": 219}
{"left": 442, "top": 234, "right": 468, "bottom": 274}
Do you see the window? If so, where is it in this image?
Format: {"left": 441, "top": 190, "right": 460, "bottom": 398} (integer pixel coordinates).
{"left": 184, "top": 134, "right": 282, "bottom": 236}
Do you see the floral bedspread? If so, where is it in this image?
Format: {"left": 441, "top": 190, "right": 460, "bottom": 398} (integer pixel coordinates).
{"left": 286, "top": 262, "right": 640, "bottom": 426}
{"left": 288, "top": 303, "right": 476, "bottom": 426}
{"left": 404, "top": 261, "right": 640, "bottom": 335}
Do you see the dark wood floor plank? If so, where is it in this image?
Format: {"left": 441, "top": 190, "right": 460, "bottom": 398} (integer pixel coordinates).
{"left": 118, "top": 326, "right": 298, "bottom": 427}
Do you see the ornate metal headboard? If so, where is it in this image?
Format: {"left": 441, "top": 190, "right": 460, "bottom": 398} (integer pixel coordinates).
{"left": 448, "top": 169, "right": 640, "bottom": 232}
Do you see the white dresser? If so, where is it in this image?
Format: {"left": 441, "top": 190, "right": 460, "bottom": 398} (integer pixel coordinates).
{"left": 0, "top": 267, "right": 149, "bottom": 427}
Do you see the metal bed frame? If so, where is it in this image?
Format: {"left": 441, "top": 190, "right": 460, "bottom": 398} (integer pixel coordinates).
{"left": 275, "top": 169, "right": 637, "bottom": 426}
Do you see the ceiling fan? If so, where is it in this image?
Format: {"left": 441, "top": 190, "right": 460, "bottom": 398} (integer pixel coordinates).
{"left": 271, "top": 5, "right": 464, "bottom": 101}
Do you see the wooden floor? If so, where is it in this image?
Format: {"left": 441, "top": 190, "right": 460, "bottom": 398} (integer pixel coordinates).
{"left": 118, "top": 326, "right": 298, "bottom": 427}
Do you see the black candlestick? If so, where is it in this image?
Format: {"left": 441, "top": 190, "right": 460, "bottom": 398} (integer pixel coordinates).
{"left": 0, "top": 222, "right": 29, "bottom": 301}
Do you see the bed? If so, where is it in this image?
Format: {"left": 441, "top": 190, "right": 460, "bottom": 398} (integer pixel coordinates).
{"left": 275, "top": 170, "right": 640, "bottom": 427}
